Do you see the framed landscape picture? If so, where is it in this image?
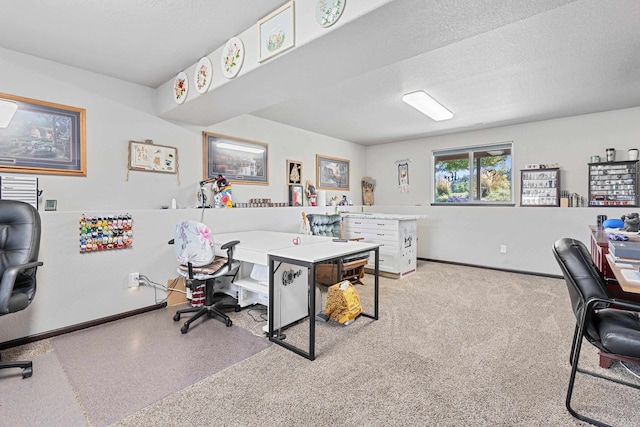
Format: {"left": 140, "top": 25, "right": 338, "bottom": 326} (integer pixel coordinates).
{"left": 202, "top": 132, "right": 268, "bottom": 185}
{"left": 316, "top": 154, "right": 349, "bottom": 190}
{"left": 0, "top": 93, "right": 86, "bottom": 176}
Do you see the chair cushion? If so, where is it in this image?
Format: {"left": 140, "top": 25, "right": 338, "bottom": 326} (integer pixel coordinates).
{"left": 594, "top": 308, "right": 640, "bottom": 357}
{"left": 306, "top": 214, "right": 342, "bottom": 238}
{"left": 178, "top": 256, "right": 228, "bottom": 276}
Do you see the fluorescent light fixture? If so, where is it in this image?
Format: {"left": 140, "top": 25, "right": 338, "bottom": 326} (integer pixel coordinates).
{"left": 402, "top": 90, "right": 453, "bottom": 121}
{"left": 0, "top": 99, "right": 18, "bottom": 128}
{"left": 216, "top": 142, "right": 264, "bottom": 154}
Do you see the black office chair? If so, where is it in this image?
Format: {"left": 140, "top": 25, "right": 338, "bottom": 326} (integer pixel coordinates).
{"left": 302, "top": 212, "right": 369, "bottom": 286}
{"left": 0, "top": 200, "right": 43, "bottom": 379}
{"left": 170, "top": 221, "right": 240, "bottom": 333}
{"left": 553, "top": 237, "right": 640, "bottom": 427}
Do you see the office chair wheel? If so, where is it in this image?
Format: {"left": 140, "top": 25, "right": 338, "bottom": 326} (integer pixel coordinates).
{"left": 22, "top": 367, "right": 32, "bottom": 379}
{"left": 180, "top": 324, "right": 189, "bottom": 334}
{"left": 173, "top": 313, "right": 181, "bottom": 321}
{"left": 225, "top": 318, "right": 233, "bottom": 327}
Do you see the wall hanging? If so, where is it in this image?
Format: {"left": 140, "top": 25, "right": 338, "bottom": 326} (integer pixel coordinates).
{"left": 173, "top": 72, "right": 188, "bottom": 104}
{"left": 202, "top": 132, "right": 269, "bottom": 185}
{"left": 194, "top": 57, "right": 213, "bottom": 93}
{"left": 221, "top": 37, "right": 245, "bottom": 79}
{"left": 79, "top": 214, "right": 133, "bottom": 253}
{"left": 316, "top": 154, "right": 349, "bottom": 190}
{"left": 287, "top": 159, "right": 302, "bottom": 185}
{"left": 315, "top": 0, "right": 346, "bottom": 27}
{"left": 258, "top": 1, "right": 295, "bottom": 62}
{"left": 126, "top": 140, "right": 179, "bottom": 183}
{"left": 0, "top": 93, "right": 86, "bottom": 176}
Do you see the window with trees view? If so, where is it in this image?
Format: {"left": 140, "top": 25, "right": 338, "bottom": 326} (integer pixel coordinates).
{"left": 433, "top": 142, "right": 513, "bottom": 204}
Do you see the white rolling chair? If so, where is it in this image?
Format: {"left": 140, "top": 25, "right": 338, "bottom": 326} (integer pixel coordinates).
{"left": 170, "top": 220, "right": 240, "bottom": 333}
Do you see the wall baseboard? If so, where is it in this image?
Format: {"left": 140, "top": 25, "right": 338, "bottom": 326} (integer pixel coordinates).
{"left": 0, "top": 302, "right": 166, "bottom": 350}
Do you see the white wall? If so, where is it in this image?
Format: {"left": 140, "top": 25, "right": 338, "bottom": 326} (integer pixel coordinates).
{"left": 0, "top": 48, "right": 365, "bottom": 343}
{"left": 365, "top": 107, "right": 640, "bottom": 274}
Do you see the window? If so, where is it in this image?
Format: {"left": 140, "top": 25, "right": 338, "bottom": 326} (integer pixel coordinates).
{"left": 433, "top": 142, "right": 513, "bottom": 205}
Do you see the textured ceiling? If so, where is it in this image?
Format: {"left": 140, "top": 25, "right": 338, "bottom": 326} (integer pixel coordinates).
{"left": 1, "top": 0, "right": 639, "bottom": 145}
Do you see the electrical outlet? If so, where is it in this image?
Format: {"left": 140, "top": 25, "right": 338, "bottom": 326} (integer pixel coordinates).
{"left": 500, "top": 245, "right": 507, "bottom": 254}
{"left": 128, "top": 272, "right": 140, "bottom": 288}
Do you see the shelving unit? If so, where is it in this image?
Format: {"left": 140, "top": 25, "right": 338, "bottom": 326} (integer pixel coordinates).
{"left": 588, "top": 160, "right": 638, "bottom": 207}
{"left": 520, "top": 168, "right": 560, "bottom": 206}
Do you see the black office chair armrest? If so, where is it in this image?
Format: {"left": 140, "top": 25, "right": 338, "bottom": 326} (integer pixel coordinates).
{"left": 220, "top": 240, "right": 240, "bottom": 250}
{"left": 221, "top": 240, "right": 240, "bottom": 265}
{"left": 168, "top": 238, "right": 174, "bottom": 245}
{"left": 0, "top": 260, "right": 44, "bottom": 314}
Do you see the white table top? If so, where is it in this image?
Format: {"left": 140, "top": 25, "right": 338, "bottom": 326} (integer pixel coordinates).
{"left": 212, "top": 230, "right": 332, "bottom": 265}
{"left": 269, "top": 240, "right": 380, "bottom": 263}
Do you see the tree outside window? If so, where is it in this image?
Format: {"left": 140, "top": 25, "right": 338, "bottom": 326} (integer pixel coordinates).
{"left": 433, "top": 143, "right": 513, "bottom": 204}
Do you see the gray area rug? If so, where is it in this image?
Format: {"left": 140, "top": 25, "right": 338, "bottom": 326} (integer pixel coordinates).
{"left": 50, "top": 306, "right": 271, "bottom": 426}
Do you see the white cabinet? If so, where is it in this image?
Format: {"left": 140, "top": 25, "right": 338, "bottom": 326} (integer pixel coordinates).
{"left": 343, "top": 213, "right": 418, "bottom": 278}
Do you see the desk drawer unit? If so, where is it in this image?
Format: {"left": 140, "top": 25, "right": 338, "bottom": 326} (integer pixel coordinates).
{"left": 343, "top": 216, "right": 417, "bottom": 278}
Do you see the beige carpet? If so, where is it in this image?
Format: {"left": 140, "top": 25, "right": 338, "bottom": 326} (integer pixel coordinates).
{"left": 5, "top": 260, "right": 640, "bottom": 426}
{"left": 111, "top": 260, "right": 640, "bottom": 427}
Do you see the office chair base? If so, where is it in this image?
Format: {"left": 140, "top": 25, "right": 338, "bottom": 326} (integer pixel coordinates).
{"left": 173, "top": 302, "right": 237, "bottom": 333}
{"left": 0, "top": 360, "right": 33, "bottom": 379}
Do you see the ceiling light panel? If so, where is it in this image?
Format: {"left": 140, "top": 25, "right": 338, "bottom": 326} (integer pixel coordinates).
{"left": 402, "top": 90, "right": 453, "bottom": 121}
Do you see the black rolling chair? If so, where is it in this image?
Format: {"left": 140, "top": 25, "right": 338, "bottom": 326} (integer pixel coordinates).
{"left": 170, "top": 221, "right": 240, "bottom": 333}
{"left": 553, "top": 237, "right": 640, "bottom": 427}
{"left": 0, "top": 200, "right": 43, "bottom": 379}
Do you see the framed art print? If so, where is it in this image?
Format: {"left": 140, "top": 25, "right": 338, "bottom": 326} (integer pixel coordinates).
{"left": 173, "top": 72, "right": 188, "bottom": 104}
{"left": 289, "top": 184, "right": 303, "bottom": 206}
{"left": 0, "top": 93, "right": 86, "bottom": 176}
{"left": 194, "top": 57, "right": 213, "bottom": 93}
{"left": 258, "top": 1, "right": 295, "bottom": 62}
{"left": 203, "top": 132, "right": 269, "bottom": 185}
{"left": 315, "top": 0, "right": 346, "bottom": 27}
{"left": 287, "top": 159, "right": 302, "bottom": 185}
{"left": 128, "top": 140, "right": 177, "bottom": 174}
{"left": 221, "top": 37, "right": 245, "bottom": 79}
{"left": 316, "top": 154, "right": 349, "bottom": 190}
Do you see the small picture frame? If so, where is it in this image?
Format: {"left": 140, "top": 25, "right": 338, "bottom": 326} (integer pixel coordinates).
{"left": 289, "top": 185, "right": 303, "bottom": 206}
{"left": 287, "top": 159, "right": 302, "bottom": 185}
{"left": 257, "top": 1, "right": 295, "bottom": 62}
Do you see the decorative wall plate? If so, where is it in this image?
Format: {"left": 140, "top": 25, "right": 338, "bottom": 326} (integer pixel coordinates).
{"left": 194, "top": 57, "right": 213, "bottom": 93}
{"left": 221, "top": 37, "right": 244, "bottom": 79}
{"left": 315, "top": 0, "right": 346, "bottom": 27}
{"left": 173, "top": 72, "right": 188, "bottom": 104}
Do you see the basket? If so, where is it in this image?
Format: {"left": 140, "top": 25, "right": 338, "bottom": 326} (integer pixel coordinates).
{"left": 315, "top": 257, "right": 367, "bottom": 286}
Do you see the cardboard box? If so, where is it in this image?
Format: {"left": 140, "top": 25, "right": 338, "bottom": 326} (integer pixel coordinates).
{"left": 167, "top": 277, "right": 188, "bottom": 306}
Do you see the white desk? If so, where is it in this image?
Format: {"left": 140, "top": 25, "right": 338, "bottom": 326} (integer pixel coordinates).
{"left": 267, "top": 240, "right": 381, "bottom": 360}
{"left": 212, "top": 231, "right": 332, "bottom": 328}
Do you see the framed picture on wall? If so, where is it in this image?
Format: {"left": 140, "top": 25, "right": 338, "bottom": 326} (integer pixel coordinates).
{"left": 202, "top": 132, "right": 269, "bottom": 185}
{"left": 316, "top": 154, "right": 349, "bottom": 190}
{"left": 257, "top": 1, "right": 295, "bottom": 62}
{"left": 0, "top": 93, "right": 86, "bottom": 176}
{"left": 128, "top": 140, "right": 177, "bottom": 174}
{"left": 286, "top": 159, "right": 302, "bottom": 185}
{"left": 289, "top": 184, "right": 303, "bottom": 206}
